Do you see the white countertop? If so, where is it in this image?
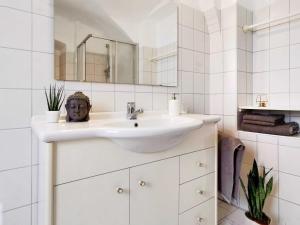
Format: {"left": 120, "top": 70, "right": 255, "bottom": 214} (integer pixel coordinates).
{"left": 31, "top": 112, "right": 221, "bottom": 143}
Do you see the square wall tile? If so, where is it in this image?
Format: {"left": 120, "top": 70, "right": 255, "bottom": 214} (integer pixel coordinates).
{"left": 32, "top": 52, "right": 55, "bottom": 89}
{"left": 32, "top": 89, "right": 49, "bottom": 116}
{"left": 270, "top": 0, "right": 290, "bottom": 19}
{"left": 257, "top": 142, "right": 278, "bottom": 170}
{"left": 194, "top": 30, "right": 204, "bottom": 52}
{"left": 33, "top": 14, "right": 53, "bottom": 53}
{"left": 181, "top": 71, "right": 193, "bottom": 93}
{"left": 153, "top": 93, "right": 168, "bottom": 111}
{"left": 223, "top": 50, "right": 237, "bottom": 72}
{"left": 224, "top": 71, "right": 237, "bottom": 94}
{"left": 279, "top": 200, "right": 300, "bottom": 225}
{"left": 180, "top": 26, "right": 194, "bottom": 50}
{"left": 193, "top": 94, "right": 204, "bottom": 113}
{"left": 223, "top": 28, "right": 237, "bottom": 51}
{"left": 221, "top": 5, "right": 237, "bottom": 30}
{"left": 179, "top": 4, "right": 194, "bottom": 28}
{"left": 0, "top": 129, "right": 31, "bottom": 171}
{"left": 269, "top": 93, "right": 290, "bottom": 109}
{"left": 253, "top": 29, "right": 270, "bottom": 52}
{"left": 253, "top": 72, "right": 269, "bottom": 94}
{"left": 290, "top": 44, "right": 300, "bottom": 68}
{"left": 91, "top": 92, "right": 115, "bottom": 112}
{"left": 279, "top": 145, "right": 300, "bottom": 176}
{"left": 0, "top": 48, "right": 31, "bottom": 89}
{"left": 269, "top": 70, "right": 289, "bottom": 93}
{"left": 0, "top": 8, "right": 31, "bottom": 50}
{"left": 193, "top": 73, "right": 205, "bottom": 94}
{"left": 291, "top": 69, "right": 300, "bottom": 93}
{"left": 270, "top": 46, "right": 289, "bottom": 71}
{"left": 223, "top": 94, "right": 237, "bottom": 116}
{"left": 290, "top": 93, "right": 300, "bottom": 109}
{"left": 194, "top": 10, "right": 205, "bottom": 32}
{"left": 206, "top": 74, "right": 223, "bottom": 94}
{"left": 0, "top": 0, "right": 31, "bottom": 12}
{"left": 194, "top": 52, "right": 205, "bottom": 73}
{"left": 253, "top": 50, "right": 269, "bottom": 72}
{"left": 32, "top": 0, "right": 54, "bottom": 17}
{"left": 210, "top": 53, "right": 223, "bottom": 74}
{"left": 290, "top": 20, "right": 300, "bottom": 45}
{"left": 3, "top": 205, "right": 31, "bottom": 225}
{"left": 180, "top": 48, "right": 194, "bottom": 72}
{"left": 0, "top": 89, "right": 31, "bottom": 129}
{"left": 205, "top": 94, "right": 223, "bottom": 115}
{"left": 0, "top": 167, "right": 31, "bottom": 211}
{"left": 279, "top": 173, "right": 300, "bottom": 205}
{"left": 209, "top": 32, "right": 222, "bottom": 53}
{"left": 291, "top": 0, "right": 300, "bottom": 14}
{"left": 270, "top": 24, "right": 289, "bottom": 48}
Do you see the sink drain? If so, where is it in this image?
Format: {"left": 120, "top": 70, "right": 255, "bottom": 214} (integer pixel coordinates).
{"left": 134, "top": 123, "right": 139, "bottom": 127}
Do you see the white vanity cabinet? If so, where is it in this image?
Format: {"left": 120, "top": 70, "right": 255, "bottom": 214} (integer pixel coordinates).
{"left": 33, "top": 113, "right": 220, "bottom": 225}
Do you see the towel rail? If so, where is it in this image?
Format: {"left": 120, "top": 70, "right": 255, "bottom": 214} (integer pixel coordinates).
{"left": 243, "top": 12, "right": 300, "bottom": 32}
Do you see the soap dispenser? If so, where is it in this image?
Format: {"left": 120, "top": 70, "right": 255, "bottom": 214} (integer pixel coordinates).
{"left": 169, "top": 93, "right": 180, "bottom": 116}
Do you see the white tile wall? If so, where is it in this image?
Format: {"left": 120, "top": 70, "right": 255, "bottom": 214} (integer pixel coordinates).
{"left": 0, "top": 3, "right": 208, "bottom": 223}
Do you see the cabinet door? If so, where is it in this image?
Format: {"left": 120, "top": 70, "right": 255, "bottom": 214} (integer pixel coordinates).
{"left": 130, "top": 158, "right": 179, "bottom": 225}
{"left": 54, "top": 169, "right": 129, "bottom": 225}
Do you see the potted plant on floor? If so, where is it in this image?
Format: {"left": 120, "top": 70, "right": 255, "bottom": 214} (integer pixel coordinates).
{"left": 240, "top": 159, "right": 273, "bottom": 225}
{"left": 44, "top": 84, "right": 65, "bottom": 123}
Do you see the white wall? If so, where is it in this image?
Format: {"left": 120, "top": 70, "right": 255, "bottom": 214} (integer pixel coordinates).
{"left": 0, "top": 2, "right": 207, "bottom": 224}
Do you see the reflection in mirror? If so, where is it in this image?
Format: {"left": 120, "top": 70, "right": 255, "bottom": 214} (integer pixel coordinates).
{"left": 54, "top": 0, "right": 178, "bottom": 87}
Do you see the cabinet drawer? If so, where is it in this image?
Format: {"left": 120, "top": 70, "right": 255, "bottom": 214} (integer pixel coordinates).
{"left": 179, "top": 173, "right": 215, "bottom": 213}
{"left": 180, "top": 148, "right": 215, "bottom": 184}
{"left": 179, "top": 199, "right": 215, "bottom": 225}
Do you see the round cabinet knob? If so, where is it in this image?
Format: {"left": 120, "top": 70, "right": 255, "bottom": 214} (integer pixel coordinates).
{"left": 197, "top": 217, "right": 204, "bottom": 223}
{"left": 139, "top": 180, "right": 146, "bottom": 187}
{"left": 196, "top": 162, "right": 204, "bottom": 167}
{"left": 116, "top": 187, "right": 124, "bottom": 194}
{"left": 196, "top": 189, "right": 205, "bottom": 195}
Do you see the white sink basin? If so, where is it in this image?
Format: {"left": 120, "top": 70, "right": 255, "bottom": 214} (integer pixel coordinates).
{"left": 32, "top": 112, "right": 212, "bottom": 153}
{"left": 101, "top": 116, "right": 203, "bottom": 153}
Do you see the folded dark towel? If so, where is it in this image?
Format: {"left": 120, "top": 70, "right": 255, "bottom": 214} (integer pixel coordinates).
{"left": 243, "top": 114, "right": 284, "bottom": 124}
{"left": 243, "top": 119, "right": 284, "bottom": 126}
{"left": 241, "top": 122, "right": 299, "bottom": 136}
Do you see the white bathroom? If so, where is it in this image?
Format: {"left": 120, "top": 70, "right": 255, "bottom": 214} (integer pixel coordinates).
{"left": 1, "top": 0, "right": 300, "bottom": 225}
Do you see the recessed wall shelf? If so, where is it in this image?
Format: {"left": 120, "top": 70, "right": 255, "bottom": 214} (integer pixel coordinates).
{"left": 239, "top": 106, "right": 300, "bottom": 112}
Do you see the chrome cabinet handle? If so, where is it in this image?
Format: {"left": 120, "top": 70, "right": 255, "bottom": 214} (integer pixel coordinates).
{"left": 197, "top": 217, "right": 204, "bottom": 223}
{"left": 196, "top": 162, "right": 205, "bottom": 167}
{"left": 116, "top": 187, "right": 124, "bottom": 194}
{"left": 139, "top": 180, "right": 146, "bottom": 187}
{"left": 196, "top": 189, "right": 205, "bottom": 195}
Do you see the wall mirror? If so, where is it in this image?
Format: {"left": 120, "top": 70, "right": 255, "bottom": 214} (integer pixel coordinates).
{"left": 54, "top": 0, "right": 178, "bottom": 87}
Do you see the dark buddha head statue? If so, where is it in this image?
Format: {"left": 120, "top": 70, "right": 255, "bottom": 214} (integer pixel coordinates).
{"left": 65, "top": 91, "right": 92, "bottom": 122}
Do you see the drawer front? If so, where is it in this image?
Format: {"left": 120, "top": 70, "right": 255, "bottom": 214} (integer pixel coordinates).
{"left": 179, "top": 199, "right": 215, "bottom": 225}
{"left": 179, "top": 173, "right": 215, "bottom": 213}
{"left": 180, "top": 148, "right": 215, "bottom": 184}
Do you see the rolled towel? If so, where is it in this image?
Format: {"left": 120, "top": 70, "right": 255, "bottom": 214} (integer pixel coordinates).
{"left": 241, "top": 122, "right": 299, "bottom": 136}
{"left": 243, "top": 119, "right": 284, "bottom": 126}
{"left": 243, "top": 114, "right": 284, "bottom": 124}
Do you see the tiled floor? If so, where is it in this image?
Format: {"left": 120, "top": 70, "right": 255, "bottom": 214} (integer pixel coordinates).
{"left": 218, "top": 200, "right": 247, "bottom": 225}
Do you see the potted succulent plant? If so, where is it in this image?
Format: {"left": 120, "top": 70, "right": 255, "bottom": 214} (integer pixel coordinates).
{"left": 240, "top": 159, "right": 273, "bottom": 225}
{"left": 44, "top": 84, "right": 65, "bottom": 123}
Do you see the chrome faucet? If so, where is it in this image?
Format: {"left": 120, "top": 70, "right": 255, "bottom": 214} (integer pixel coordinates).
{"left": 127, "top": 102, "right": 143, "bottom": 120}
